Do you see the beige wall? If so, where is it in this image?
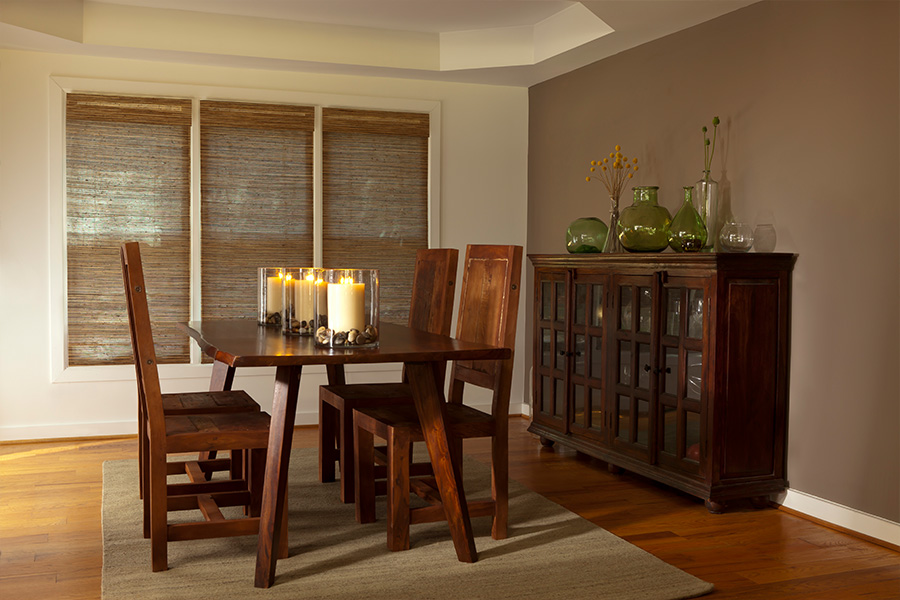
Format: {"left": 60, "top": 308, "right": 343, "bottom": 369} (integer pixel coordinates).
{"left": 528, "top": 1, "right": 899, "bottom": 522}
{"left": 0, "top": 49, "right": 529, "bottom": 440}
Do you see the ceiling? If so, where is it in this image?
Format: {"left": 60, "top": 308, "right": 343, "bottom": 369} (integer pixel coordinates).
{"left": 0, "top": 1, "right": 757, "bottom": 86}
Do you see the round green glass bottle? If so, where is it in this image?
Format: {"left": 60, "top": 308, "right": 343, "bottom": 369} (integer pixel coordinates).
{"left": 617, "top": 186, "right": 672, "bottom": 252}
{"left": 566, "top": 217, "right": 608, "bottom": 253}
{"left": 668, "top": 186, "right": 708, "bottom": 252}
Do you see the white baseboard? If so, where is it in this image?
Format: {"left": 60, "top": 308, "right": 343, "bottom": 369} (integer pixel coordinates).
{"left": 776, "top": 488, "right": 900, "bottom": 547}
{"left": 0, "top": 420, "right": 137, "bottom": 442}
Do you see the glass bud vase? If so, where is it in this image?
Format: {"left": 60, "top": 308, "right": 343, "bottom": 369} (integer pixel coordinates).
{"left": 603, "top": 197, "right": 623, "bottom": 253}
{"left": 668, "top": 186, "right": 708, "bottom": 252}
{"left": 566, "top": 217, "right": 608, "bottom": 253}
{"left": 617, "top": 186, "right": 672, "bottom": 252}
{"left": 694, "top": 172, "right": 719, "bottom": 251}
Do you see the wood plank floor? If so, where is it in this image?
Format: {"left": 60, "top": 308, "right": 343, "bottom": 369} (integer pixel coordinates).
{"left": 1, "top": 418, "right": 897, "bottom": 598}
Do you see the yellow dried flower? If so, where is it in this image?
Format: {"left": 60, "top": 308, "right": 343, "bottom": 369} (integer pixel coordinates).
{"left": 586, "top": 176, "right": 591, "bottom": 182}
{"left": 633, "top": 158, "right": 638, "bottom": 163}
{"left": 590, "top": 167, "right": 595, "bottom": 172}
{"left": 591, "top": 160, "right": 597, "bottom": 166}
{"left": 615, "top": 145, "right": 621, "bottom": 151}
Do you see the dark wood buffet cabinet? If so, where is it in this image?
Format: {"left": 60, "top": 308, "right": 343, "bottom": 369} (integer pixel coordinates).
{"left": 528, "top": 253, "right": 796, "bottom": 512}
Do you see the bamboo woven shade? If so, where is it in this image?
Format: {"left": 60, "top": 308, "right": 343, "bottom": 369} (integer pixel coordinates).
{"left": 200, "top": 101, "right": 315, "bottom": 329}
{"left": 322, "top": 108, "right": 429, "bottom": 325}
{"left": 66, "top": 94, "right": 191, "bottom": 366}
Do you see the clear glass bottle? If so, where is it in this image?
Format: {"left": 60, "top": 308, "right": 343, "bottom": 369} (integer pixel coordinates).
{"left": 668, "top": 186, "right": 708, "bottom": 252}
{"left": 603, "top": 197, "right": 623, "bottom": 253}
{"left": 694, "top": 172, "right": 718, "bottom": 251}
{"left": 617, "top": 186, "right": 672, "bottom": 252}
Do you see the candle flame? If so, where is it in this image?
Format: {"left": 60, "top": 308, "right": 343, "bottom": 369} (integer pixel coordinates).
{"left": 306, "top": 274, "right": 315, "bottom": 281}
{"left": 339, "top": 277, "right": 355, "bottom": 284}
{"left": 285, "top": 273, "right": 293, "bottom": 282}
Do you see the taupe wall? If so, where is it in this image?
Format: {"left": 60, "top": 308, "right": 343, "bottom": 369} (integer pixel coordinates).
{"left": 528, "top": 1, "right": 899, "bottom": 521}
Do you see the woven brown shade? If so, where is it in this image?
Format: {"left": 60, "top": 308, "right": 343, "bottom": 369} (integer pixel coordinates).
{"left": 199, "top": 101, "right": 315, "bottom": 328}
{"left": 66, "top": 94, "right": 192, "bottom": 366}
{"left": 322, "top": 108, "right": 429, "bottom": 325}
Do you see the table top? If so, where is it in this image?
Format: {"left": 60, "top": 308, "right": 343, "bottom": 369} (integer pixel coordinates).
{"left": 178, "top": 320, "right": 511, "bottom": 368}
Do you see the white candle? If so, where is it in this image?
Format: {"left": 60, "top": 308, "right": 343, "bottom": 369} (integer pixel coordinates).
{"left": 327, "top": 277, "right": 365, "bottom": 333}
{"left": 294, "top": 274, "right": 315, "bottom": 323}
{"left": 266, "top": 274, "right": 284, "bottom": 315}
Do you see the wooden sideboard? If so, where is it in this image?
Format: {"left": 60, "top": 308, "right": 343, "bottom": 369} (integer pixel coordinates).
{"left": 528, "top": 253, "right": 796, "bottom": 512}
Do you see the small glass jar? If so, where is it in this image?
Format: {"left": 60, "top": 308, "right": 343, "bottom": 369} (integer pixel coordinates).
{"left": 315, "top": 268, "right": 379, "bottom": 349}
{"left": 258, "top": 267, "right": 285, "bottom": 326}
{"left": 618, "top": 186, "right": 672, "bottom": 252}
{"left": 668, "top": 186, "right": 708, "bottom": 252}
{"left": 566, "top": 217, "right": 608, "bottom": 253}
{"left": 719, "top": 222, "right": 754, "bottom": 252}
{"left": 282, "top": 268, "right": 319, "bottom": 336}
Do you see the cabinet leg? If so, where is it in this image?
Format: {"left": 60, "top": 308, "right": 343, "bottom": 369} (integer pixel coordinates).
{"left": 750, "top": 495, "right": 771, "bottom": 509}
{"left": 607, "top": 463, "right": 623, "bottom": 475}
{"left": 538, "top": 436, "right": 555, "bottom": 448}
{"left": 705, "top": 499, "right": 725, "bottom": 514}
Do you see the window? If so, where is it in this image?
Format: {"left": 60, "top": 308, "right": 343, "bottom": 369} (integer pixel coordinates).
{"left": 64, "top": 93, "right": 431, "bottom": 367}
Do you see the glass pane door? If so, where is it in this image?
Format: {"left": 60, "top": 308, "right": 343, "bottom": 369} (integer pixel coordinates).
{"left": 568, "top": 272, "right": 609, "bottom": 442}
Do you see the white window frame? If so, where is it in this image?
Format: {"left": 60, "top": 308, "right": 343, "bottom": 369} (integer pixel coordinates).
{"left": 48, "top": 76, "right": 441, "bottom": 383}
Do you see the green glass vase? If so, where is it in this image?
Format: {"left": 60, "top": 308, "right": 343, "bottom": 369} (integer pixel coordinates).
{"left": 617, "top": 186, "right": 672, "bottom": 252}
{"left": 667, "top": 186, "right": 708, "bottom": 252}
{"left": 566, "top": 217, "right": 608, "bottom": 253}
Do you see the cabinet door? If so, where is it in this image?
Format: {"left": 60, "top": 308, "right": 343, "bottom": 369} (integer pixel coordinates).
{"left": 568, "top": 270, "right": 610, "bottom": 443}
{"left": 609, "top": 274, "right": 656, "bottom": 462}
{"left": 532, "top": 268, "right": 569, "bottom": 430}
{"left": 657, "top": 276, "right": 710, "bottom": 476}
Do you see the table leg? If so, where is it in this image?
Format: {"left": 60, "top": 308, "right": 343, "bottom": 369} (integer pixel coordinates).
{"left": 254, "top": 364, "right": 302, "bottom": 588}
{"left": 405, "top": 361, "right": 477, "bottom": 563}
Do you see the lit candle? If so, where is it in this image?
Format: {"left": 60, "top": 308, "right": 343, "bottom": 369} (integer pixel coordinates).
{"left": 327, "top": 277, "right": 365, "bottom": 333}
{"left": 266, "top": 272, "right": 284, "bottom": 316}
{"left": 294, "top": 273, "right": 315, "bottom": 324}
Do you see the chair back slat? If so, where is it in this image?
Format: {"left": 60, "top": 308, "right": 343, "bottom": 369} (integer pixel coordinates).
{"left": 120, "top": 242, "right": 167, "bottom": 436}
{"left": 450, "top": 245, "right": 522, "bottom": 414}
{"left": 407, "top": 248, "right": 458, "bottom": 336}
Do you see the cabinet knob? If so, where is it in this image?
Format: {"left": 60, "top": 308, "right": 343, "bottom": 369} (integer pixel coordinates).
{"left": 643, "top": 364, "right": 651, "bottom": 372}
{"left": 559, "top": 350, "right": 566, "bottom": 356}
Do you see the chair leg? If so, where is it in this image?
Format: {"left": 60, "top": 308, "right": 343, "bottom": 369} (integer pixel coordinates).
{"left": 319, "top": 398, "right": 338, "bottom": 484}
{"left": 141, "top": 431, "right": 151, "bottom": 539}
{"left": 491, "top": 428, "right": 508, "bottom": 540}
{"left": 386, "top": 428, "right": 410, "bottom": 552}
{"left": 338, "top": 403, "right": 356, "bottom": 504}
{"left": 149, "top": 448, "right": 168, "bottom": 572}
{"left": 353, "top": 412, "right": 376, "bottom": 524}
{"left": 248, "top": 448, "right": 266, "bottom": 517}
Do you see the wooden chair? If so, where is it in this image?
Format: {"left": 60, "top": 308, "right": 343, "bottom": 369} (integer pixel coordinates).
{"left": 351, "top": 244, "right": 522, "bottom": 551}
{"left": 120, "top": 243, "right": 260, "bottom": 504}
{"left": 121, "top": 241, "right": 277, "bottom": 572}
{"left": 318, "top": 248, "right": 459, "bottom": 503}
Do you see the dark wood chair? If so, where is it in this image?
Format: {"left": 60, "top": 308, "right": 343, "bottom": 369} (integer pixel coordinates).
{"left": 351, "top": 244, "right": 522, "bottom": 551}
{"left": 121, "top": 241, "right": 278, "bottom": 572}
{"left": 120, "top": 243, "right": 261, "bottom": 504}
{"left": 318, "top": 248, "right": 459, "bottom": 503}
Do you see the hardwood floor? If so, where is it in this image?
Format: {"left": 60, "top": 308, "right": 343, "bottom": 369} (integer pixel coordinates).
{"left": 1, "top": 418, "right": 897, "bottom": 598}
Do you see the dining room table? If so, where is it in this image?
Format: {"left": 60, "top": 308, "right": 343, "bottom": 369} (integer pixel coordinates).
{"left": 178, "top": 319, "right": 512, "bottom": 588}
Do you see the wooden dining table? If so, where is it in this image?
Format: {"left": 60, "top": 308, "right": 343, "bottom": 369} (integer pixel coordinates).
{"left": 178, "top": 319, "right": 511, "bottom": 588}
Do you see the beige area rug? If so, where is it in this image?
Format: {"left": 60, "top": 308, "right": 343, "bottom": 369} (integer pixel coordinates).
{"left": 102, "top": 449, "right": 713, "bottom": 599}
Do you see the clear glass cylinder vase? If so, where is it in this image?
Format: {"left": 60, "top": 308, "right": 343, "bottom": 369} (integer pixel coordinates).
{"left": 258, "top": 267, "right": 285, "bottom": 326}
{"left": 694, "top": 172, "right": 719, "bottom": 251}
{"left": 314, "top": 268, "right": 379, "bottom": 348}
{"left": 282, "top": 267, "right": 319, "bottom": 336}
{"left": 603, "top": 200, "right": 623, "bottom": 253}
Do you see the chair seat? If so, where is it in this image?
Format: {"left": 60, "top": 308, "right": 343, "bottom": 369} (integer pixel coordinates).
{"left": 162, "top": 390, "right": 260, "bottom": 415}
{"left": 165, "top": 411, "right": 271, "bottom": 454}
{"left": 354, "top": 403, "right": 495, "bottom": 441}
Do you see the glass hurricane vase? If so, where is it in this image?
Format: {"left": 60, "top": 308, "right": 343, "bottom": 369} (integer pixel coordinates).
{"left": 694, "top": 172, "right": 719, "bottom": 251}
{"left": 618, "top": 186, "right": 672, "bottom": 252}
{"left": 668, "top": 187, "right": 707, "bottom": 252}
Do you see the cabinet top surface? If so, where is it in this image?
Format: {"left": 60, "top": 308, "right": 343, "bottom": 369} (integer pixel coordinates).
{"left": 528, "top": 252, "right": 797, "bottom": 270}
